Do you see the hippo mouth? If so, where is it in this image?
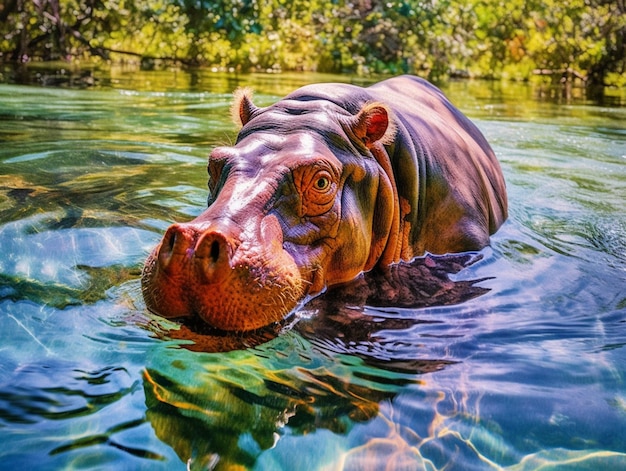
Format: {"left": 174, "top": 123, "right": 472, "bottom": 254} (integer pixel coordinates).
{"left": 141, "top": 223, "right": 306, "bottom": 332}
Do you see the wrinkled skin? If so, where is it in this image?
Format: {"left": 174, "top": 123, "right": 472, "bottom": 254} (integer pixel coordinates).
{"left": 142, "top": 75, "right": 508, "bottom": 331}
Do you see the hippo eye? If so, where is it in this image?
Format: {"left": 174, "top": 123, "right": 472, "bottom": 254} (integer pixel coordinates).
{"left": 292, "top": 165, "right": 339, "bottom": 217}
{"left": 309, "top": 171, "right": 334, "bottom": 195}
{"left": 314, "top": 176, "right": 330, "bottom": 191}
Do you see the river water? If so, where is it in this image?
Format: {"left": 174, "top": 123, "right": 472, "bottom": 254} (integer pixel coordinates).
{"left": 0, "top": 69, "right": 625, "bottom": 470}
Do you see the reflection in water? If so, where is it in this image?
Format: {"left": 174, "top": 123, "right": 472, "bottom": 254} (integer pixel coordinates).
{"left": 144, "top": 360, "right": 390, "bottom": 471}
{"left": 143, "top": 340, "right": 416, "bottom": 471}
{"left": 144, "top": 253, "right": 490, "bottom": 469}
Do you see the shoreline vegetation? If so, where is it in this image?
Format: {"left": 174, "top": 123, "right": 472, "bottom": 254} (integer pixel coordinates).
{"left": 1, "top": 0, "right": 624, "bottom": 89}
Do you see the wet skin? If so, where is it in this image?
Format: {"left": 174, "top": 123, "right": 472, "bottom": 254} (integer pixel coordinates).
{"left": 141, "top": 75, "right": 508, "bottom": 331}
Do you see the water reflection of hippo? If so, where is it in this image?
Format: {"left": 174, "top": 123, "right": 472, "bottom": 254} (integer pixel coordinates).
{"left": 142, "top": 75, "right": 507, "bottom": 331}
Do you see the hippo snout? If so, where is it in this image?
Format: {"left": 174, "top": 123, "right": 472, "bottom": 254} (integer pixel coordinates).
{"left": 141, "top": 220, "right": 305, "bottom": 332}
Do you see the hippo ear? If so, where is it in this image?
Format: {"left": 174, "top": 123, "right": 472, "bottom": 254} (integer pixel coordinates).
{"left": 352, "top": 102, "right": 396, "bottom": 148}
{"left": 231, "top": 87, "right": 259, "bottom": 127}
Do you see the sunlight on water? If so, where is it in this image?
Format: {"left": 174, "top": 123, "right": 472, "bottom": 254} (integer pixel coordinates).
{"left": 0, "top": 71, "right": 624, "bottom": 470}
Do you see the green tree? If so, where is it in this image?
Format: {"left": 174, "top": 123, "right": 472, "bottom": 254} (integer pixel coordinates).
{"left": 0, "top": 0, "right": 624, "bottom": 86}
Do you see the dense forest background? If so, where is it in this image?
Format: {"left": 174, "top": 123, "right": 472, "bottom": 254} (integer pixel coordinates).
{"left": 1, "top": 0, "right": 624, "bottom": 86}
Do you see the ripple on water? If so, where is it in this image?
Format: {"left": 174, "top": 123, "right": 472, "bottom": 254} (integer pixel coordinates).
{"left": 0, "top": 363, "right": 138, "bottom": 423}
{"left": 1, "top": 79, "right": 626, "bottom": 470}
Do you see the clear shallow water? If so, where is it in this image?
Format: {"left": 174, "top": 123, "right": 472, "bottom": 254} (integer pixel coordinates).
{"left": 0, "top": 71, "right": 625, "bottom": 470}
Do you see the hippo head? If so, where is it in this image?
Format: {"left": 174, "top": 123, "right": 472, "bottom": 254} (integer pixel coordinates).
{"left": 141, "top": 88, "right": 397, "bottom": 331}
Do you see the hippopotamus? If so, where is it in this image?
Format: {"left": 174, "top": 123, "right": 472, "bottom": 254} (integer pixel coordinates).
{"left": 141, "top": 75, "right": 507, "bottom": 332}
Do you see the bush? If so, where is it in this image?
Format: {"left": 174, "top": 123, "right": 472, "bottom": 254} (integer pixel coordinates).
{"left": 0, "top": 0, "right": 623, "bottom": 86}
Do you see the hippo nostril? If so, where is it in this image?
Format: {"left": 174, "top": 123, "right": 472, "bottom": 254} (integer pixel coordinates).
{"left": 158, "top": 229, "right": 175, "bottom": 270}
{"left": 195, "top": 231, "right": 232, "bottom": 284}
{"left": 210, "top": 240, "right": 220, "bottom": 263}
{"left": 167, "top": 230, "right": 177, "bottom": 252}
{"left": 157, "top": 224, "right": 197, "bottom": 273}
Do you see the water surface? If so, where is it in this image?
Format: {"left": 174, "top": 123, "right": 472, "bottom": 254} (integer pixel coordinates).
{"left": 0, "top": 70, "right": 625, "bottom": 470}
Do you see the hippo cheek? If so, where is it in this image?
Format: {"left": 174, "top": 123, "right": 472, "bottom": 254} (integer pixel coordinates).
{"left": 141, "top": 222, "right": 305, "bottom": 332}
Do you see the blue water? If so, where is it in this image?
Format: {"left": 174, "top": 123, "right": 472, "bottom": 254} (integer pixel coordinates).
{"left": 0, "top": 70, "right": 625, "bottom": 470}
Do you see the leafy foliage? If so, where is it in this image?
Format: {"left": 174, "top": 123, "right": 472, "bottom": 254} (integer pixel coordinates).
{"left": 0, "top": 0, "right": 624, "bottom": 85}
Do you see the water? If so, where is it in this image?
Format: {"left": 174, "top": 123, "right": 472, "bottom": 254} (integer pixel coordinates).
{"left": 1, "top": 68, "right": 625, "bottom": 470}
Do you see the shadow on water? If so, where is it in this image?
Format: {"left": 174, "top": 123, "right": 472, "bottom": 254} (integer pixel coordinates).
{"left": 142, "top": 253, "right": 490, "bottom": 470}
